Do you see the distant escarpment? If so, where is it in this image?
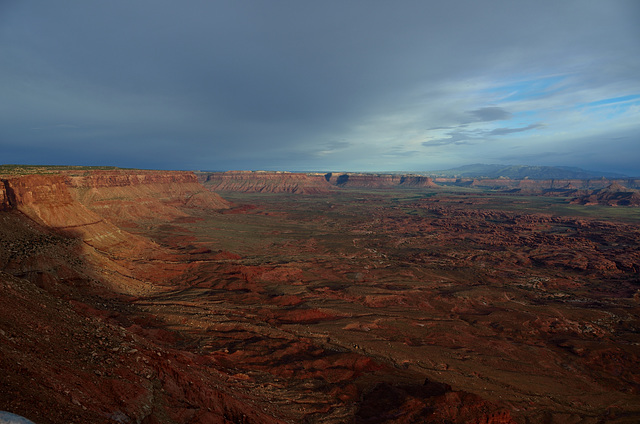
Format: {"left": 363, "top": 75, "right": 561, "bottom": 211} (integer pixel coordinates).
{"left": 432, "top": 163, "right": 630, "bottom": 179}
{"left": 199, "top": 171, "right": 438, "bottom": 193}
{"left": 199, "top": 171, "right": 333, "bottom": 194}
{"left": 433, "top": 177, "right": 640, "bottom": 193}
{"left": 327, "top": 173, "right": 438, "bottom": 188}
{"left": 571, "top": 182, "right": 640, "bottom": 206}
{"left": 200, "top": 170, "right": 640, "bottom": 196}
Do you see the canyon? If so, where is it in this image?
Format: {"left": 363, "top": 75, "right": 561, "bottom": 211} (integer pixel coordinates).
{"left": 1, "top": 168, "right": 639, "bottom": 423}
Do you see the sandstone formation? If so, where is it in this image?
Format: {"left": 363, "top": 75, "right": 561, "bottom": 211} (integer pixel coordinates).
{"left": 2, "top": 173, "right": 151, "bottom": 258}
{"left": 69, "top": 170, "right": 230, "bottom": 223}
{"left": 0, "top": 170, "right": 230, "bottom": 293}
{"left": 571, "top": 182, "right": 640, "bottom": 206}
{"left": 199, "top": 171, "right": 332, "bottom": 194}
{"left": 325, "top": 173, "right": 438, "bottom": 188}
{"left": 199, "top": 171, "right": 439, "bottom": 193}
{"left": 0, "top": 183, "right": 10, "bottom": 211}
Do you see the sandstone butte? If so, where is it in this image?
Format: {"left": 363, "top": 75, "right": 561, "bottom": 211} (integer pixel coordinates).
{"left": 1, "top": 168, "right": 639, "bottom": 424}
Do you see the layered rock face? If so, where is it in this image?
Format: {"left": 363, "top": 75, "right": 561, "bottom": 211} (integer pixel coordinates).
{"left": 200, "top": 171, "right": 439, "bottom": 192}
{"left": 69, "top": 170, "right": 230, "bottom": 224}
{"left": 0, "top": 171, "right": 229, "bottom": 256}
{"left": 0, "top": 170, "right": 231, "bottom": 293}
{"left": 200, "top": 171, "right": 332, "bottom": 194}
{"left": 0, "top": 182, "right": 10, "bottom": 210}
{"left": 1, "top": 174, "right": 142, "bottom": 257}
{"left": 326, "top": 173, "right": 438, "bottom": 188}
{"left": 396, "top": 175, "right": 439, "bottom": 187}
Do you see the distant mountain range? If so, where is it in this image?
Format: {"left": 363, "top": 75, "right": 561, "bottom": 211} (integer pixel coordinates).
{"left": 430, "top": 164, "right": 629, "bottom": 180}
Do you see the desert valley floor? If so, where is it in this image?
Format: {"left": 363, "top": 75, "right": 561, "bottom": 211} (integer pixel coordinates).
{"left": 1, "top": 169, "right": 639, "bottom": 423}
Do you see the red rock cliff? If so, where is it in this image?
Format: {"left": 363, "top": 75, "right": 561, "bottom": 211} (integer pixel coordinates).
{"left": 0, "top": 170, "right": 230, "bottom": 256}
{"left": 327, "top": 173, "right": 438, "bottom": 188}
{"left": 397, "top": 175, "right": 439, "bottom": 187}
{"left": 202, "top": 171, "right": 440, "bottom": 192}
{"left": 68, "top": 170, "right": 230, "bottom": 225}
{"left": 200, "top": 171, "right": 333, "bottom": 194}
{"left": 3, "top": 174, "right": 117, "bottom": 233}
{"left": 0, "top": 174, "right": 166, "bottom": 269}
{"left": 0, "top": 181, "right": 11, "bottom": 210}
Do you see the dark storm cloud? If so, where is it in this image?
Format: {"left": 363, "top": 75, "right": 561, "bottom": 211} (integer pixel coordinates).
{"left": 1, "top": 0, "right": 639, "bottom": 173}
{"left": 467, "top": 107, "right": 512, "bottom": 122}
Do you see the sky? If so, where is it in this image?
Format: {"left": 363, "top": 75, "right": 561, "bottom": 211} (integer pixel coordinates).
{"left": 1, "top": 1, "right": 639, "bottom": 175}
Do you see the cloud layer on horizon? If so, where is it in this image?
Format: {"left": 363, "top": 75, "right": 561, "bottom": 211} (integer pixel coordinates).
{"left": 1, "top": 1, "right": 639, "bottom": 174}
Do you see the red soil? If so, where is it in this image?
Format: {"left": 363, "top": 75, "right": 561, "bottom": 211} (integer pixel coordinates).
{"left": 1, "top": 170, "right": 638, "bottom": 423}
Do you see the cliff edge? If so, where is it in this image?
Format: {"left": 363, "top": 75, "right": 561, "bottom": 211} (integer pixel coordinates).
{"left": 200, "top": 170, "right": 333, "bottom": 194}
